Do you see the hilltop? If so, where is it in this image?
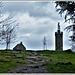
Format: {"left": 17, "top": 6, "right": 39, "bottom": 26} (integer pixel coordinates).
{"left": 0, "top": 50, "right": 75, "bottom": 73}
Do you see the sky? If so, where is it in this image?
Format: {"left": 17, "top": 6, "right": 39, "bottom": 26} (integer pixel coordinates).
{"left": 0, "top": 1, "right": 72, "bottom": 50}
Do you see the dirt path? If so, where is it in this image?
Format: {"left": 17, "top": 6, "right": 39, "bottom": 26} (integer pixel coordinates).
{"left": 7, "top": 63, "right": 48, "bottom": 73}
{"left": 7, "top": 51, "right": 49, "bottom": 73}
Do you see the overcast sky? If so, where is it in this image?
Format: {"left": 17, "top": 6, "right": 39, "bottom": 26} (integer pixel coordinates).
{"left": 0, "top": 1, "right": 72, "bottom": 50}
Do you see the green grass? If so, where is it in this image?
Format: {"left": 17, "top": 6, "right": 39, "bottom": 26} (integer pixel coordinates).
{"left": 0, "top": 50, "right": 75, "bottom": 73}
{"left": 37, "top": 50, "right": 75, "bottom": 73}
{"left": 0, "top": 50, "right": 30, "bottom": 73}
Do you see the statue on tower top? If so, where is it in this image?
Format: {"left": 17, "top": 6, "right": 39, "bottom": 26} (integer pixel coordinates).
{"left": 58, "top": 22, "right": 60, "bottom": 30}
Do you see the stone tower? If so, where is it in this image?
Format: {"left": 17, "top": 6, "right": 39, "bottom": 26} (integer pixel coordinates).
{"left": 55, "top": 22, "right": 63, "bottom": 51}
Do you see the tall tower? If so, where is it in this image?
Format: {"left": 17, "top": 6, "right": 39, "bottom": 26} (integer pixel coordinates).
{"left": 55, "top": 22, "right": 63, "bottom": 51}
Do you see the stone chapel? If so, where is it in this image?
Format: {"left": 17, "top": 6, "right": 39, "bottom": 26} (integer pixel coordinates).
{"left": 13, "top": 42, "right": 26, "bottom": 51}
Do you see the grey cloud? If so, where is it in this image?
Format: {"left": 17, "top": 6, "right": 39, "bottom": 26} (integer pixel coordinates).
{"left": 2, "top": 2, "right": 49, "bottom": 13}
{"left": 20, "top": 33, "right": 54, "bottom": 50}
{"left": 2, "top": 1, "right": 62, "bottom": 21}
{"left": 18, "top": 26, "right": 55, "bottom": 50}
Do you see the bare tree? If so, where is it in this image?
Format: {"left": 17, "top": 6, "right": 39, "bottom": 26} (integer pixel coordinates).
{"left": 0, "top": 15, "right": 19, "bottom": 50}
{"left": 0, "top": 2, "right": 19, "bottom": 50}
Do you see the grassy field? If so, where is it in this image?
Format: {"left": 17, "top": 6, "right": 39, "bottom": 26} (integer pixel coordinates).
{"left": 37, "top": 50, "right": 75, "bottom": 73}
{"left": 0, "top": 50, "right": 30, "bottom": 73}
{"left": 0, "top": 50, "right": 75, "bottom": 73}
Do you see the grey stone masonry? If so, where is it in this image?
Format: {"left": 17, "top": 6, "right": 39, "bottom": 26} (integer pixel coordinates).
{"left": 13, "top": 42, "right": 26, "bottom": 51}
{"left": 55, "top": 22, "right": 63, "bottom": 51}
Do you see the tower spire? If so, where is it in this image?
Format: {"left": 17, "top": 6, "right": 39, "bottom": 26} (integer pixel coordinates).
{"left": 58, "top": 22, "right": 60, "bottom": 30}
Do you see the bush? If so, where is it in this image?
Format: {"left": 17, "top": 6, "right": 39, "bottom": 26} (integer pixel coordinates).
{"left": 64, "top": 49, "right": 72, "bottom": 52}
